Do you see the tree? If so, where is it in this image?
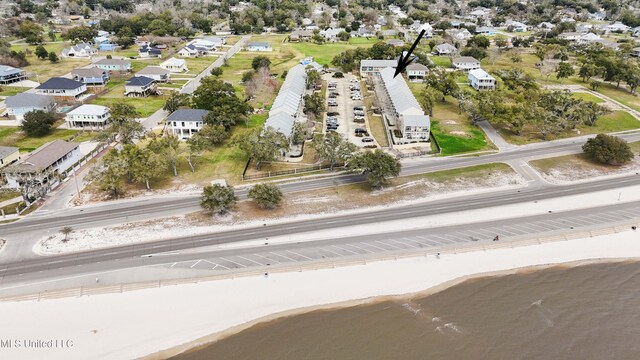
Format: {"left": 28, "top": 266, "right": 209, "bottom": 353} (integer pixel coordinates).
{"left": 149, "top": 134, "right": 182, "bottom": 176}
{"left": 460, "top": 46, "right": 487, "bottom": 61}
{"left": 108, "top": 103, "right": 143, "bottom": 144}
{"left": 303, "top": 93, "right": 325, "bottom": 116}
{"left": 495, "top": 36, "right": 508, "bottom": 51}
{"left": 248, "top": 183, "right": 283, "bottom": 209}
{"left": 192, "top": 78, "right": 252, "bottom": 127}
{"left": 200, "top": 184, "right": 237, "bottom": 214}
{"left": 210, "top": 67, "right": 223, "bottom": 77}
{"left": 337, "top": 31, "right": 350, "bottom": 41}
{"left": 62, "top": 25, "right": 97, "bottom": 43}
{"left": 18, "top": 21, "right": 43, "bottom": 44}
{"left": 60, "top": 227, "right": 73, "bottom": 243}
{"left": 348, "top": 150, "right": 401, "bottom": 189}
{"left": 185, "top": 134, "right": 208, "bottom": 172}
{"left": 305, "top": 68, "right": 321, "bottom": 89}
{"left": 86, "top": 148, "right": 127, "bottom": 198}
{"left": 556, "top": 61, "right": 575, "bottom": 80}
{"left": 312, "top": 132, "right": 357, "bottom": 170}
{"left": 418, "top": 87, "right": 437, "bottom": 116}
{"left": 581, "top": 102, "right": 609, "bottom": 127}
{"left": 251, "top": 55, "right": 271, "bottom": 70}
{"left": 162, "top": 92, "right": 190, "bottom": 113}
{"left": 291, "top": 122, "right": 308, "bottom": 145}
{"left": 583, "top": 134, "right": 634, "bottom": 165}
{"left": 34, "top": 45, "right": 48, "bottom": 60}
{"left": 129, "top": 147, "right": 166, "bottom": 189}
{"left": 47, "top": 52, "right": 59, "bottom": 63}
{"left": 115, "top": 26, "right": 134, "bottom": 49}
{"left": 20, "top": 110, "right": 55, "bottom": 137}
{"left": 424, "top": 69, "right": 459, "bottom": 101}
{"left": 232, "top": 128, "right": 289, "bottom": 170}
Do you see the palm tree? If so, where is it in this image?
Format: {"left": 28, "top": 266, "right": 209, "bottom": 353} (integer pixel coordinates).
{"left": 60, "top": 226, "right": 73, "bottom": 243}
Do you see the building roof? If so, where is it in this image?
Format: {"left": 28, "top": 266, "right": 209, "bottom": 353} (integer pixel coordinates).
{"left": 71, "top": 67, "right": 107, "bottom": 77}
{"left": 161, "top": 57, "right": 186, "bottom": 66}
{"left": 248, "top": 42, "right": 270, "bottom": 47}
{"left": 167, "top": 109, "right": 209, "bottom": 122}
{"left": 469, "top": 68, "right": 494, "bottom": 80}
{"left": 94, "top": 58, "right": 131, "bottom": 66}
{"left": 452, "top": 56, "right": 480, "bottom": 64}
{"left": 4, "top": 140, "right": 78, "bottom": 173}
{"left": 0, "top": 146, "right": 18, "bottom": 159}
{"left": 5, "top": 93, "right": 55, "bottom": 108}
{"left": 67, "top": 104, "right": 109, "bottom": 116}
{"left": 0, "top": 65, "right": 24, "bottom": 77}
{"left": 435, "top": 43, "right": 457, "bottom": 51}
{"left": 406, "top": 62, "right": 429, "bottom": 71}
{"left": 140, "top": 45, "right": 162, "bottom": 54}
{"left": 136, "top": 66, "right": 170, "bottom": 76}
{"left": 361, "top": 59, "right": 397, "bottom": 68}
{"left": 36, "top": 77, "right": 84, "bottom": 90}
{"left": 403, "top": 114, "right": 431, "bottom": 127}
{"left": 126, "top": 76, "right": 155, "bottom": 86}
{"left": 379, "top": 66, "right": 424, "bottom": 117}
{"left": 265, "top": 64, "right": 307, "bottom": 137}
{"left": 264, "top": 112, "right": 296, "bottom": 137}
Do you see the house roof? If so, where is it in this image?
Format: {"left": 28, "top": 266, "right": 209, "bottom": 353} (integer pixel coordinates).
{"left": 36, "top": 77, "right": 84, "bottom": 90}
{"left": 379, "top": 66, "right": 424, "bottom": 117}
{"left": 435, "top": 43, "right": 457, "bottom": 51}
{"left": 67, "top": 104, "right": 109, "bottom": 116}
{"left": 161, "top": 57, "right": 186, "bottom": 66}
{"left": 403, "top": 114, "right": 431, "bottom": 127}
{"left": 248, "top": 42, "right": 270, "bottom": 47}
{"left": 469, "top": 68, "right": 494, "bottom": 79}
{"left": 126, "top": 76, "right": 155, "bottom": 86}
{"left": 139, "top": 45, "right": 162, "bottom": 54}
{"left": 136, "top": 66, "right": 170, "bottom": 76}
{"left": 406, "top": 63, "right": 429, "bottom": 71}
{"left": 4, "top": 140, "right": 78, "bottom": 173}
{"left": 71, "top": 67, "right": 106, "bottom": 77}
{"left": 453, "top": 56, "right": 480, "bottom": 64}
{"left": 265, "top": 64, "right": 307, "bottom": 137}
{"left": 265, "top": 112, "right": 296, "bottom": 137}
{"left": 167, "top": 109, "right": 209, "bottom": 122}
{"left": 0, "top": 65, "right": 24, "bottom": 77}
{"left": 291, "top": 29, "right": 312, "bottom": 36}
{"left": 94, "top": 58, "right": 131, "bottom": 66}
{"left": 361, "top": 59, "right": 397, "bottom": 68}
{"left": 0, "top": 146, "right": 18, "bottom": 159}
{"left": 5, "top": 93, "right": 54, "bottom": 108}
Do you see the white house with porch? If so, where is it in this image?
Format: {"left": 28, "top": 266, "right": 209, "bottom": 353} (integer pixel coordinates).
{"left": 160, "top": 57, "right": 188, "bottom": 73}
{"left": 166, "top": 109, "right": 208, "bottom": 140}
{"left": 65, "top": 104, "right": 111, "bottom": 129}
{"left": 468, "top": 68, "right": 496, "bottom": 90}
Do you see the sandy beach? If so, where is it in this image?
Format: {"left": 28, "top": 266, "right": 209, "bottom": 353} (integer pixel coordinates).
{"left": 1, "top": 229, "right": 639, "bottom": 360}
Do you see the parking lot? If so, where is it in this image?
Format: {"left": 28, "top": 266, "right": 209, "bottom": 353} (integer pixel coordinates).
{"left": 323, "top": 73, "right": 380, "bottom": 148}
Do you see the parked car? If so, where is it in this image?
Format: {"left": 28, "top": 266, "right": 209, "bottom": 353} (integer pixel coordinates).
{"left": 354, "top": 110, "right": 365, "bottom": 116}
{"left": 353, "top": 106, "right": 364, "bottom": 111}
{"left": 327, "top": 111, "right": 339, "bottom": 116}
{"left": 362, "top": 137, "right": 374, "bottom": 143}
{"left": 355, "top": 128, "right": 368, "bottom": 134}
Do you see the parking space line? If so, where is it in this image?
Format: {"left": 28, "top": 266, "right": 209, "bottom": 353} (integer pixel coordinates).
{"left": 343, "top": 243, "right": 372, "bottom": 253}
{"left": 169, "top": 262, "right": 177, "bottom": 268}
{"left": 219, "top": 257, "right": 247, "bottom": 268}
{"left": 237, "top": 256, "right": 264, "bottom": 266}
{"left": 254, "top": 254, "right": 280, "bottom": 264}
{"left": 270, "top": 252, "right": 296, "bottom": 262}
{"left": 189, "top": 260, "right": 202, "bottom": 269}
{"left": 429, "top": 235, "right": 454, "bottom": 244}
{"left": 361, "top": 242, "right": 388, "bottom": 251}
{"left": 286, "top": 250, "right": 312, "bottom": 260}
{"left": 212, "top": 263, "right": 229, "bottom": 270}
{"left": 321, "top": 247, "right": 345, "bottom": 257}
{"left": 331, "top": 245, "right": 359, "bottom": 255}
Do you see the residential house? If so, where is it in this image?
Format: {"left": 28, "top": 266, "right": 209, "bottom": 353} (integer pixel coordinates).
{"left": 504, "top": 20, "right": 528, "bottom": 32}
{"left": 558, "top": 32, "right": 581, "bottom": 41}
{"left": 448, "top": 28, "right": 472, "bottom": 41}
{"left": 71, "top": 67, "right": 109, "bottom": 86}
{"left": 2, "top": 140, "right": 81, "bottom": 191}
{"left": 468, "top": 68, "right": 496, "bottom": 90}
{"left": 264, "top": 64, "right": 306, "bottom": 140}
{"left": 360, "top": 59, "right": 398, "bottom": 77}
{"left": 65, "top": 104, "right": 111, "bottom": 129}
{"left": 434, "top": 43, "right": 458, "bottom": 55}
{"left": 4, "top": 93, "right": 56, "bottom": 121}
{"left": 0, "top": 65, "right": 27, "bottom": 84}
{"left": 94, "top": 58, "right": 132, "bottom": 73}
{"left": 320, "top": 27, "right": 345, "bottom": 41}
{"left": 167, "top": 109, "right": 209, "bottom": 140}
{"left": 385, "top": 39, "right": 405, "bottom": 47}
{"left": 178, "top": 44, "right": 202, "bottom": 57}
{"left": 475, "top": 26, "right": 496, "bottom": 36}
{"left": 577, "top": 32, "right": 602, "bottom": 44}
{"left": 452, "top": 56, "right": 481, "bottom": 71}
{"left": 381, "top": 29, "right": 397, "bottom": 37}
{"left": 289, "top": 29, "right": 313, "bottom": 42}
{"left": 124, "top": 76, "right": 157, "bottom": 97}
{"left": 245, "top": 42, "right": 273, "bottom": 52}
{"left": 139, "top": 44, "right": 162, "bottom": 58}
{"left": 607, "top": 22, "right": 630, "bottom": 33}
{"left": 203, "top": 36, "right": 226, "bottom": 46}
{"left": 187, "top": 38, "right": 218, "bottom": 53}
{"left": 94, "top": 35, "right": 115, "bottom": 51}
{"left": 135, "top": 66, "right": 171, "bottom": 82}
{"left": 0, "top": 146, "right": 19, "bottom": 169}
{"left": 412, "top": 22, "right": 433, "bottom": 37}
{"left": 61, "top": 43, "right": 97, "bottom": 58}
{"left": 35, "top": 78, "right": 87, "bottom": 102}
{"left": 401, "top": 114, "right": 431, "bottom": 141}
{"left": 406, "top": 63, "right": 429, "bottom": 82}
{"left": 538, "top": 22, "right": 555, "bottom": 32}
{"left": 160, "top": 57, "right": 188, "bottom": 73}
{"left": 357, "top": 27, "right": 375, "bottom": 38}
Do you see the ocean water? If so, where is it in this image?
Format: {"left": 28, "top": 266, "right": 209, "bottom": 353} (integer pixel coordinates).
{"left": 172, "top": 261, "right": 640, "bottom": 360}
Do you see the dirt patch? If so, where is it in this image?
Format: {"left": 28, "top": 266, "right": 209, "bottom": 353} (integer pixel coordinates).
{"left": 449, "top": 130, "right": 468, "bottom": 136}
{"left": 531, "top": 154, "right": 640, "bottom": 184}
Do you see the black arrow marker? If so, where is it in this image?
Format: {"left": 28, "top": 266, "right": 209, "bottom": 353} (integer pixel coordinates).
{"left": 393, "top": 29, "right": 426, "bottom": 78}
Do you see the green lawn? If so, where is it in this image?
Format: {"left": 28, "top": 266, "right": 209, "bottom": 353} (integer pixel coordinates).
{"left": 577, "top": 111, "right": 640, "bottom": 134}
{"left": 411, "top": 162, "right": 512, "bottom": 181}
{"left": 0, "top": 87, "right": 31, "bottom": 96}
{"left": 11, "top": 42, "right": 91, "bottom": 82}
{"left": 0, "top": 127, "right": 78, "bottom": 152}
{"left": 594, "top": 82, "right": 640, "bottom": 113}
{"left": 185, "top": 56, "right": 218, "bottom": 74}
{"left": 290, "top": 39, "right": 377, "bottom": 65}
{"left": 91, "top": 96, "right": 166, "bottom": 118}
{"left": 430, "top": 55, "right": 452, "bottom": 67}
{"left": 572, "top": 92, "right": 605, "bottom": 104}
{"left": 431, "top": 121, "right": 489, "bottom": 155}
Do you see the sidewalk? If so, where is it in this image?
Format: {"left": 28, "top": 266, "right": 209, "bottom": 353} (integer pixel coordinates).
{"left": 477, "top": 120, "right": 517, "bottom": 151}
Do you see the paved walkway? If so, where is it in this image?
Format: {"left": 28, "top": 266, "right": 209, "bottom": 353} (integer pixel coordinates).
{"left": 477, "top": 120, "right": 517, "bottom": 151}
{"left": 0, "top": 196, "right": 22, "bottom": 208}
{"left": 506, "top": 159, "right": 548, "bottom": 188}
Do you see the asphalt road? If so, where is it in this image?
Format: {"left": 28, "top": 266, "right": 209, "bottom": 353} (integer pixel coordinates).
{"left": 3, "top": 130, "right": 640, "bottom": 236}
{"left": 2, "top": 172, "right": 640, "bottom": 282}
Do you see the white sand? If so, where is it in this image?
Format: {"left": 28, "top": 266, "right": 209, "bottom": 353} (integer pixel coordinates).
{"left": 2, "top": 230, "right": 640, "bottom": 360}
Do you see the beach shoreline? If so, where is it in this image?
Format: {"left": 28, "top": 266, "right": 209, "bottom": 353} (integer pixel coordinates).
{"left": 150, "top": 257, "right": 636, "bottom": 359}
{"left": 2, "top": 230, "right": 640, "bottom": 360}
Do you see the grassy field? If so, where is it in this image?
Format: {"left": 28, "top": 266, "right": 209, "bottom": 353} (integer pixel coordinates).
{"left": 289, "top": 38, "right": 377, "bottom": 65}
{"left": 185, "top": 56, "right": 218, "bottom": 74}
{"left": 11, "top": 42, "right": 91, "bottom": 82}
{"left": 91, "top": 96, "right": 166, "bottom": 118}
{"left": 572, "top": 92, "right": 605, "bottom": 103}
{"left": 0, "top": 127, "right": 80, "bottom": 152}
{"left": 0, "top": 87, "right": 31, "bottom": 96}
{"left": 0, "top": 191, "right": 20, "bottom": 203}
{"left": 594, "top": 82, "right": 640, "bottom": 112}
{"left": 410, "top": 162, "right": 512, "bottom": 182}
{"left": 430, "top": 55, "right": 452, "bottom": 67}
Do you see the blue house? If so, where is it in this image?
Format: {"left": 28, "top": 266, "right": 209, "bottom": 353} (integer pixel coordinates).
{"left": 5, "top": 93, "right": 56, "bottom": 120}
{"left": 94, "top": 58, "right": 132, "bottom": 72}
{"left": 71, "top": 67, "right": 109, "bottom": 86}
{"left": 0, "top": 65, "right": 27, "bottom": 84}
